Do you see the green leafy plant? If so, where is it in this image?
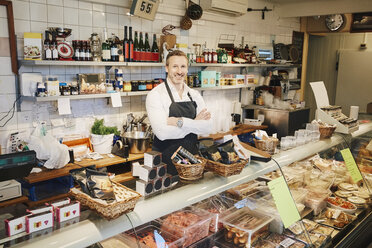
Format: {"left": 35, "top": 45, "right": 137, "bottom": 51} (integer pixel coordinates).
{"left": 91, "top": 119, "right": 120, "bottom": 136}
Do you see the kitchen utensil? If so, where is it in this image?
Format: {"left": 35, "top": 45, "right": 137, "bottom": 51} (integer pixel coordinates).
{"left": 123, "top": 131, "right": 150, "bottom": 154}
{"left": 186, "top": 1, "right": 203, "bottom": 20}
{"left": 180, "top": 15, "right": 192, "bottom": 30}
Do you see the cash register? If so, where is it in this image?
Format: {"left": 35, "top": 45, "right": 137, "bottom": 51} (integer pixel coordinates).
{"left": 0, "top": 151, "right": 36, "bottom": 202}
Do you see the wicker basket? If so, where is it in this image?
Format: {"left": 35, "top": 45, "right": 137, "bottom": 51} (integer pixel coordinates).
{"left": 205, "top": 159, "right": 248, "bottom": 177}
{"left": 173, "top": 156, "right": 206, "bottom": 181}
{"left": 319, "top": 126, "right": 336, "bottom": 139}
{"left": 69, "top": 181, "right": 141, "bottom": 220}
{"left": 254, "top": 138, "right": 279, "bottom": 155}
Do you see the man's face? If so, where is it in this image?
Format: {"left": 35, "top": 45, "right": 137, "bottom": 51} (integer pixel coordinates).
{"left": 166, "top": 55, "right": 188, "bottom": 86}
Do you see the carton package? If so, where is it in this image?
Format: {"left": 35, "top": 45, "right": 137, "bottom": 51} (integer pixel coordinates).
{"left": 24, "top": 33, "right": 42, "bottom": 60}
{"left": 198, "top": 71, "right": 217, "bottom": 88}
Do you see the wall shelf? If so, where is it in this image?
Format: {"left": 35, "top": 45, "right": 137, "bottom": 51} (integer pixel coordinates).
{"left": 19, "top": 60, "right": 299, "bottom": 68}
{"left": 22, "top": 85, "right": 249, "bottom": 102}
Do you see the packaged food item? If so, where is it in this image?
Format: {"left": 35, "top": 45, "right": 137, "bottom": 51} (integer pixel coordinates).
{"left": 219, "top": 207, "right": 274, "bottom": 248}
{"left": 158, "top": 207, "right": 212, "bottom": 247}
{"left": 313, "top": 207, "right": 356, "bottom": 229}
{"left": 304, "top": 189, "right": 330, "bottom": 215}
{"left": 266, "top": 233, "right": 306, "bottom": 248}
{"left": 86, "top": 168, "right": 115, "bottom": 202}
{"left": 327, "top": 197, "right": 357, "bottom": 214}
{"left": 312, "top": 225, "right": 335, "bottom": 236}
{"left": 124, "top": 221, "right": 184, "bottom": 248}
{"left": 251, "top": 239, "right": 276, "bottom": 248}
{"left": 225, "top": 180, "right": 266, "bottom": 200}
{"left": 193, "top": 195, "right": 236, "bottom": 233}
{"left": 217, "top": 140, "right": 240, "bottom": 164}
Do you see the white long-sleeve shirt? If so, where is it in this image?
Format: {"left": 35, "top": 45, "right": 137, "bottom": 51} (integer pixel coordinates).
{"left": 146, "top": 80, "right": 213, "bottom": 141}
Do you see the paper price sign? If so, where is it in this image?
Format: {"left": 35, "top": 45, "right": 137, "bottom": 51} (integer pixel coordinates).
{"left": 341, "top": 148, "right": 363, "bottom": 183}
{"left": 130, "top": 0, "right": 160, "bottom": 21}
{"left": 268, "top": 176, "right": 300, "bottom": 228}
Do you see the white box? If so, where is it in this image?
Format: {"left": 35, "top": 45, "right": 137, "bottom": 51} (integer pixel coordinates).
{"left": 55, "top": 201, "right": 80, "bottom": 223}
{"left": 26, "top": 210, "right": 54, "bottom": 233}
{"left": 0, "top": 180, "right": 22, "bottom": 202}
{"left": 5, "top": 214, "right": 28, "bottom": 236}
{"left": 20, "top": 73, "right": 43, "bottom": 97}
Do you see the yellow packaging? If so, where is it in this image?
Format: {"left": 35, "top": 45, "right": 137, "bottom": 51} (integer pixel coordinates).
{"left": 24, "top": 33, "right": 42, "bottom": 60}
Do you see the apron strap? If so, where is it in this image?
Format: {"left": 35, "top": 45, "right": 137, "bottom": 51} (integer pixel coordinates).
{"left": 165, "top": 81, "right": 175, "bottom": 103}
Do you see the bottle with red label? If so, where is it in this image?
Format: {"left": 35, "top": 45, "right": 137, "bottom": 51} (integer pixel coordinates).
{"left": 123, "top": 26, "right": 129, "bottom": 62}
{"left": 128, "top": 27, "right": 134, "bottom": 62}
{"left": 208, "top": 49, "right": 212, "bottom": 63}
{"left": 139, "top": 32, "right": 144, "bottom": 62}
{"left": 151, "top": 34, "right": 159, "bottom": 62}
{"left": 212, "top": 49, "right": 217, "bottom": 63}
{"left": 133, "top": 31, "right": 139, "bottom": 62}
{"left": 144, "top": 33, "right": 151, "bottom": 62}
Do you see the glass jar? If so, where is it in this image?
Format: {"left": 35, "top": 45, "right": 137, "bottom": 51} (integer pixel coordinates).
{"left": 59, "top": 82, "right": 71, "bottom": 96}
{"left": 153, "top": 79, "right": 161, "bottom": 88}
{"left": 70, "top": 82, "right": 79, "bottom": 95}
{"left": 131, "top": 81, "right": 139, "bottom": 91}
{"left": 138, "top": 80, "right": 147, "bottom": 91}
{"left": 146, "top": 80, "right": 153, "bottom": 91}
{"left": 123, "top": 81, "right": 132, "bottom": 92}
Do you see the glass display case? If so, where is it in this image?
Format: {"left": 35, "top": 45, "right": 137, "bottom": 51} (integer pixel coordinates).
{"left": 2, "top": 123, "right": 372, "bottom": 248}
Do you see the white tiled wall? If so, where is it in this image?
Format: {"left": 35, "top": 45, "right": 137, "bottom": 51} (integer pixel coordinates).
{"left": 0, "top": 0, "right": 300, "bottom": 153}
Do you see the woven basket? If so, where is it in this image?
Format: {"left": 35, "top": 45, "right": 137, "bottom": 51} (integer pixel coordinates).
{"left": 205, "top": 159, "right": 248, "bottom": 177}
{"left": 69, "top": 181, "right": 141, "bottom": 220}
{"left": 319, "top": 126, "right": 336, "bottom": 139}
{"left": 254, "top": 138, "right": 279, "bottom": 155}
{"left": 173, "top": 156, "right": 206, "bottom": 181}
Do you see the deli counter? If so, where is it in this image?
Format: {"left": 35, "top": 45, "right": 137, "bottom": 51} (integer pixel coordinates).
{"left": 4, "top": 123, "right": 372, "bottom": 248}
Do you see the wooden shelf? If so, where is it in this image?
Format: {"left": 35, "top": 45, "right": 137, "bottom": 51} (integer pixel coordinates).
{"left": 112, "top": 171, "right": 134, "bottom": 184}
{"left": 206, "top": 124, "right": 268, "bottom": 140}
{"left": 0, "top": 196, "right": 28, "bottom": 208}
{"left": 24, "top": 153, "right": 143, "bottom": 184}
{"left": 25, "top": 193, "right": 70, "bottom": 208}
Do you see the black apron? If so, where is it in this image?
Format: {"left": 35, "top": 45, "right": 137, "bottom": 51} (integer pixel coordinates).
{"left": 152, "top": 82, "right": 198, "bottom": 175}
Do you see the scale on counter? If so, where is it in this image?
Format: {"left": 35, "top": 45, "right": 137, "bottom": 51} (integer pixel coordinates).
{"left": 0, "top": 151, "right": 36, "bottom": 202}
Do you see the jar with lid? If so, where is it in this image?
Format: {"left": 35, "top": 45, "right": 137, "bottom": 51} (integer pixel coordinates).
{"left": 131, "top": 81, "right": 139, "bottom": 91}
{"left": 106, "top": 79, "right": 114, "bottom": 92}
{"left": 36, "top": 82, "right": 47, "bottom": 97}
{"left": 70, "top": 82, "right": 79, "bottom": 95}
{"left": 212, "top": 49, "right": 217, "bottom": 63}
{"left": 203, "top": 49, "right": 209, "bottom": 63}
{"left": 146, "top": 80, "right": 153, "bottom": 91}
{"left": 138, "top": 80, "right": 147, "bottom": 91}
{"left": 153, "top": 79, "right": 161, "bottom": 88}
{"left": 59, "top": 82, "right": 71, "bottom": 96}
{"left": 123, "top": 81, "right": 132, "bottom": 92}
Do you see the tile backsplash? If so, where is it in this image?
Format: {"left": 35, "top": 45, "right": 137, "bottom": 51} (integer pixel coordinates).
{"left": 0, "top": 0, "right": 300, "bottom": 154}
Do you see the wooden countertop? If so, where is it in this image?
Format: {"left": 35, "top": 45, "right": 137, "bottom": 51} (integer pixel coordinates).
{"left": 205, "top": 124, "right": 267, "bottom": 140}
{"left": 24, "top": 153, "right": 143, "bottom": 184}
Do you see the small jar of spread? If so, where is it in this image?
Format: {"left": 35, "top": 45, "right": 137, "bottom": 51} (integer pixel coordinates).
{"left": 153, "top": 79, "right": 160, "bottom": 88}
{"left": 123, "top": 81, "right": 132, "bottom": 92}
{"left": 59, "top": 82, "right": 71, "bottom": 96}
{"left": 138, "top": 80, "right": 147, "bottom": 91}
{"left": 131, "top": 81, "right": 139, "bottom": 91}
{"left": 146, "top": 80, "right": 153, "bottom": 91}
{"left": 70, "top": 82, "right": 79, "bottom": 95}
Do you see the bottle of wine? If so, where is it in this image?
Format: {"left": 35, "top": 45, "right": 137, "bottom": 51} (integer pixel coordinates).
{"left": 110, "top": 34, "right": 119, "bottom": 61}
{"left": 144, "top": 32, "right": 151, "bottom": 62}
{"left": 80, "top": 40, "right": 85, "bottom": 61}
{"left": 139, "top": 32, "right": 144, "bottom": 62}
{"left": 102, "top": 28, "right": 111, "bottom": 62}
{"left": 123, "top": 26, "right": 129, "bottom": 62}
{"left": 128, "top": 27, "right": 134, "bottom": 62}
{"left": 133, "top": 31, "right": 139, "bottom": 62}
{"left": 43, "top": 31, "right": 52, "bottom": 60}
{"left": 151, "top": 34, "right": 159, "bottom": 62}
{"left": 51, "top": 33, "right": 58, "bottom": 60}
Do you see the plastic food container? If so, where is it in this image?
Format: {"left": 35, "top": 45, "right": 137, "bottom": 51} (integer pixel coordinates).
{"left": 123, "top": 221, "right": 184, "bottom": 248}
{"left": 304, "top": 189, "right": 331, "bottom": 215}
{"left": 193, "top": 195, "right": 236, "bottom": 233}
{"left": 290, "top": 188, "right": 308, "bottom": 204}
{"left": 225, "top": 180, "right": 266, "bottom": 200}
{"left": 266, "top": 233, "right": 306, "bottom": 248}
{"left": 327, "top": 197, "right": 357, "bottom": 214}
{"left": 219, "top": 207, "right": 274, "bottom": 248}
{"left": 157, "top": 207, "right": 212, "bottom": 247}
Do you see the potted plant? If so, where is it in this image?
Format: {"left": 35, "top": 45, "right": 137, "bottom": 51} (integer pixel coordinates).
{"left": 90, "top": 119, "right": 120, "bottom": 154}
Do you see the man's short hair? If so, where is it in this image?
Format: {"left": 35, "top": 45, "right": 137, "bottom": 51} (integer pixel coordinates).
{"left": 166, "top": 50, "right": 188, "bottom": 66}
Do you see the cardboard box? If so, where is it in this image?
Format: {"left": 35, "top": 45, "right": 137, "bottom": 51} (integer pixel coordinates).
{"left": 5, "top": 214, "right": 28, "bottom": 236}
{"left": 24, "top": 33, "right": 42, "bottom": 60}
{"left": 26, "top": 210, "right": 54, "bottom": 233}
{"left": 55, "top": 201, "right": 80, "bottom": 223}
{"left": 198, "top": 71, "right": 216, "bottom": 88}
{"left": 235, "top": 75, "right": 245, "bottom": 85}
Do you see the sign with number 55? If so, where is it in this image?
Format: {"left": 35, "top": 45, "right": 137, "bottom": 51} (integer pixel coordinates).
{"left": 130, "top": 0, "right": 160, "bottom": 21}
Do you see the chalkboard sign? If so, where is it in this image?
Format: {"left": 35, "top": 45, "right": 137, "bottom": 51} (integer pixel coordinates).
{"left": 292, "top": 31, "right": 304, "bottom": 64}
{"left": 130, "top": 0, "right": 160, "bottom": 21}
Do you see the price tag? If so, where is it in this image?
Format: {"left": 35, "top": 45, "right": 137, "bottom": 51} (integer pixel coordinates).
{"left": 268, "top": 176, "right": 301, "bottom": 228}
{"left": 234, "top": 199, "right": 247, "bottom": 209}
{"left": 340, "top": 148, "right": 363, "bottom": 183}
{"left": 279, "top": 238, "right": 295, "bottom": 248}
{"left": 130, "top": 0, "right": 160, "bottom": 21}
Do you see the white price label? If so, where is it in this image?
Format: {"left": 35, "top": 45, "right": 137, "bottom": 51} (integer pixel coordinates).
{"left": 279, "top": 238, "right": 295, "bottom": 248}
{"left": 130, "top": 0, "right": 160, "bottom": 21}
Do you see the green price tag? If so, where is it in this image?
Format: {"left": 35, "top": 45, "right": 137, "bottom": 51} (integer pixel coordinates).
{"left": 341, "top": 148, "right": 363, "bottom": 183}
{"left": 268, "top": 176, "right": 301, "bottom": 228}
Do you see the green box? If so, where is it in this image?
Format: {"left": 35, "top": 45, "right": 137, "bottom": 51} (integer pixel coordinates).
{"left": 198, "top": 71, "right": 217, "bottom": 88}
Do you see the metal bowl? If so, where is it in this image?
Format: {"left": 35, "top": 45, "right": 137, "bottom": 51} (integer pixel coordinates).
{"left": 123, "top": 131, "right": 150, "bottom": 154}
{"left": 48, "top": 27, "right": 72, "bottom": 38}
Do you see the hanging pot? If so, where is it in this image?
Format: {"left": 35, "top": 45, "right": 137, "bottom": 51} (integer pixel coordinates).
{"left": 180, "top": 15, "right": 193, "bottom": 30}
{"left": 186, "top": 1, "right": 203, "bottom": 20}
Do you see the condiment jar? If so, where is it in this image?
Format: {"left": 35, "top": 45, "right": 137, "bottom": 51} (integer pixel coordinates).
{"left": 138, "top": 80, "right": 147, "bottom": 91}
{"left": 153, "top": 79, "right": 161, "bottom": 88}
{"left": 70, "top": 82, "right": 79, "bottom": 95}
{"left": 123, "top": 81, "right": 132, "bottom": 92}
{"left": 131, "top": 81, "right": 139, "bottom": 91}
{"left": 146, "top": 80, "right": 153, "bottom": 91}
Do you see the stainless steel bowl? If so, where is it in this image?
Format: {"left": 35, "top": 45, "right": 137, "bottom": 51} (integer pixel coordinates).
{"left": 123, "top": 131, "right": 150, "bottom": 154}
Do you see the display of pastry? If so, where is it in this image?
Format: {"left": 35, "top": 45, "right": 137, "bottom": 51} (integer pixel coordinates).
{"left": 338, "top": 183, "right": 358, "bottom": 191}
{"left": 334, "top": 190, "right": 353, "bottom": 198}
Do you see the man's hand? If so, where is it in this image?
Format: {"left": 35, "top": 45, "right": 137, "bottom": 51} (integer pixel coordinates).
{"left": 167, "top": 117, "right": 178, "bottom": 126}
{"left": 195, "top": 108, "right": 211, "bottom": 120}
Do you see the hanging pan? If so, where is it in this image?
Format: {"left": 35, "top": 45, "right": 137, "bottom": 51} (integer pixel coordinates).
{"left": 186, "top": 0, "right": 203, "bottom": 20}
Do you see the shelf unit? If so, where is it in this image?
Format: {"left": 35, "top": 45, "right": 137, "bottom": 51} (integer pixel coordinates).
{"left": 22, "top": 84, "right": 251, "bottom": 101}
{"left": 19, "top": 60, "right": 299, "bottom": 68}
{"left": 8, "top": 123, "right": 372, "bottom": 248}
